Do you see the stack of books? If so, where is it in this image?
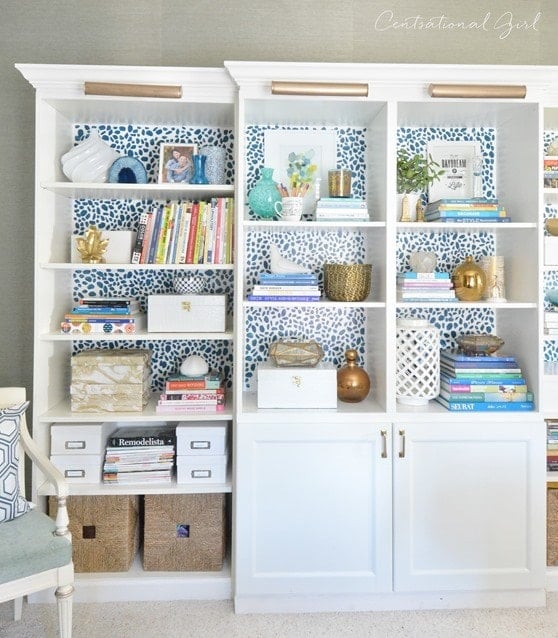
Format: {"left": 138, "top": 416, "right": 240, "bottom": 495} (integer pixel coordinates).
{"left": 545, "top": 312, "right": 558, "bottom": 335}
{"left": 132, "top": 197, "right": 234, "bottom": 265}
{"left": 396, "top": 271, "right": 456, "bottom": 302}
{"left": 436, "top": 348, "right": 534, "bottom": 412}
{"left": 548, "top": 419, "right": 558, "bottom": 471}
{"left": 247, "top": 272, "right": 321, "bottom": 302}
{"left": 424, "top": 198, "right": 509, "bottom": 223}
{"left": 102, "top": 425, "right": 176, "bottom": 484}
{"left": 315, "top": 197, "right": 369, "bottom": 221}
{"left": 60, "top": 297, "right": 145, "bottom": 334}
{"left": 156, "top": 369, "right": 226, "bottom": 414}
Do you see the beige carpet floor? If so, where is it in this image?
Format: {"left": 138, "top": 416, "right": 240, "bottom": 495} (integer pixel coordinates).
{"left": 2, "top": 596, "right": 558, "bottom": 638}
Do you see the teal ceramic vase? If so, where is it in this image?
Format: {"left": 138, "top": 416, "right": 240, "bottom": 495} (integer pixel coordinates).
{"left": 190, "top": 154, "right": 209, "bottom": 184}
{"left": 248, "top": 167, "right": 281, "bottom": 219}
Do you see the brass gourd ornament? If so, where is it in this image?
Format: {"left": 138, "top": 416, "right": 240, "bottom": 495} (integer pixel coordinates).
{"left": 452, "top": 255, "right": 486, "bottom": 302}
{"left": 337, "top": 349, "right": 370, "bottom": 403}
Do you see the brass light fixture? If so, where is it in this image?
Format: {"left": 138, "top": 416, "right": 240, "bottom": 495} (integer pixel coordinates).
{"left": 428, "top": 84, "right": 526, "bottom": 99}
{"left": 84, "top": 82, "right": 182, "bottom": 99}
{"left": 271, "top": 81, "right": 369, "bottom": 97}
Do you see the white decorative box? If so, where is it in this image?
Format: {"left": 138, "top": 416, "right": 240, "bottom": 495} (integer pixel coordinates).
{"left": 50, "top": 422, "right": 112, "bottom": 456}
{"left": 257, "top": 360, "right": 338, "bottom": 409}
{"left": 50, "top": 454, "right": 102, "bottom": 483}
{"left": 176, "top": 454, "right": 228, "bottom": 484}
{"left": 71, "top": 230, "right": 136, "bottom": 264}
{"left": 176, "top": 422, "right": 228, "bottom": 456}
{"left": 545, "top": 237, "right": 558, "bottom": 266}
{"left": 147, "top": 294, "right": 226, "bottom": 333}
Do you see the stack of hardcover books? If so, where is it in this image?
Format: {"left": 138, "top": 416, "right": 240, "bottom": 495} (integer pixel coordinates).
{"left": 315, "top": 197, "right": 369, "bottom": 221}
{"left": 102, "top": 425, "right": 176, "bottom": 484}
{"left": 61, "top": 298, "right": 145, "bottom": 335}
{"left": 425, "top": 198, "right": 509, "bottom": 223}
{"left": 548, "top": 419, "right": 558, "bottom": 472}
{"left": 396, "top": 271, "right": 456, "bottom": 302}
{"left": 436, "top": 348, "right": 534, "bottom": 412}
{"left": 247, "top": 272, "right": 321, "bottom": 302}
{"left": 156, "top": 370, "right": 226, "bottom": 414}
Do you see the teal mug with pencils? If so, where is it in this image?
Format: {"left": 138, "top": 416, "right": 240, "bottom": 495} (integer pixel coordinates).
{"left": 274, "top": 196, "right": 304, "bottom": 221}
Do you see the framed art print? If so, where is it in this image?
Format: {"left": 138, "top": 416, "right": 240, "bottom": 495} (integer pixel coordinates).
{"left": 426, "top": 140, "right": 481, "bottom": 202}
{"left": 264, "top": 130, "right": 337, "bottom": 212}
{"left": 158, "top": 143, "right": 197, "bottom": 184}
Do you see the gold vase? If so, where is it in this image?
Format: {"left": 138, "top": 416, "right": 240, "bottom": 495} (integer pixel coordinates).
{"left": 452, "top": 255, "right": 486, "bottom": 301}
{"left": 337, "top": 349, "right": 370, "bottom": 403}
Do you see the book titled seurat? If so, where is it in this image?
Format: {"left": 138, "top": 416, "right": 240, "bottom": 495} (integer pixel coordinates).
{"left": 107, "top": 425, "right": 176, "bottom": 448}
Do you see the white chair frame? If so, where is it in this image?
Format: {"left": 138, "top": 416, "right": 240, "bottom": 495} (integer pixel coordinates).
{"left": 0, "top": 387, "right": 73, "bottom": 637}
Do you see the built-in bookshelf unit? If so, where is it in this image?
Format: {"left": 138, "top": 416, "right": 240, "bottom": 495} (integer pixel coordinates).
{"left": 16, "top": 61, "right": 558, "bottom": 611}
{"left": 17, "top": 64, "right": 236, "bottom": 602}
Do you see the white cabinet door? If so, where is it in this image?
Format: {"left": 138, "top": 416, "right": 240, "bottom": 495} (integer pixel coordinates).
{"left": 393, "top": 421, "right": 546, "bottom": 592}
{"left": 234, "top": 420, "right": 392, "bottom": 596}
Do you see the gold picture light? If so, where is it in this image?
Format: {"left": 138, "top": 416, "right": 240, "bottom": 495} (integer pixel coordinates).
{"left": 84, "top": 82, "right": 182, "bottom": 99}
{"left": 428, "top": 84, "right": 526, "bottom": 99}
{"left": 271, "top": 81, "right": 369, "bottom": 97}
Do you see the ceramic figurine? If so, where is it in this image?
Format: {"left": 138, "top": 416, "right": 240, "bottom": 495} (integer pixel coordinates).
{"left": 270, "top": 244, "right": 310, "bottom": 274}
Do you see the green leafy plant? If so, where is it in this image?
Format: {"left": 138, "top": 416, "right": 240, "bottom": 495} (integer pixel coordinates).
{"left": 397, "top": 148, "right": 444, "bottom": 194}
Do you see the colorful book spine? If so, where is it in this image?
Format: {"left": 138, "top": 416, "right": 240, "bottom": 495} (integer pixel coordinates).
{"left": 185, "top": 202, "right": 200, "bottom": 264}
{"left": 397, "top": 271, "right": 450, "bottom": 280}
{"left": 155, "top": 403, "right": 225, "bottom": 414}
{"left": 147, "top": 205, "right": 163, "bottom": 264}
{"left": 247, "top": 295, "right": 321, "bottom": 302}
{"left": 435, "top": 397, "right": 535, "bottom": 411}
{"left": 317, "top": 198, "right": 367, "bottom": 208}
{"left": 439, "top": 390, "right": 532, "bottom": 402}
{"left": 425, "top": 209, "right": 507, "bottom": 219}
{"left": 131, "top": 211, "right": 150, "bottom": 264}
{"left": 440, "top": 374, "right": 526, "bottom": 386}
{"left": 427, "top": 198, "right": 499, "bottom": 206}
{"left": 139, "top": 211, "right": 154, "bottom": 264}
{"left": 440, "top": 349, "right": 516, "bottom": 363}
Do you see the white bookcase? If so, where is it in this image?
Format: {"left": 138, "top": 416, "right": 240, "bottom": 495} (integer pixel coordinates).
{"left": 226, "top": 61, "right": 550, "bottom": 612}
{"left": 16, "top": 61, "right": 558, "bottom": 611}
{"left": 16, "top": 64, "right": 236, "bottom": 602}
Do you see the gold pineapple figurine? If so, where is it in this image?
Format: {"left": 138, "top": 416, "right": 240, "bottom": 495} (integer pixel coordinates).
{"left": 75, "top": 225, "right": 109, "bottom": 263}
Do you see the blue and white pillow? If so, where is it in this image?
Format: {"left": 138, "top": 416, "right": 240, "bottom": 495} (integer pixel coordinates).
{"left": 0, "top": 402, "right": 31, "bottom": 523}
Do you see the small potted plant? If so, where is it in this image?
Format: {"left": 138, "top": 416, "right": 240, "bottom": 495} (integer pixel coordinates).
{"left": 397, "top": 148, "right": 444, "bottom": 221}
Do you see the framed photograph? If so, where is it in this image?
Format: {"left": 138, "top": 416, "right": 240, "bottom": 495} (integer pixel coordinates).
{"left": 264, "top": 130, "right": 337, "bottom": 213}
{"left": 426, "top": 140, "right": 481, "bottom": 202}
{"left": 158, "top": 143, "right": 197, "bottom": 184}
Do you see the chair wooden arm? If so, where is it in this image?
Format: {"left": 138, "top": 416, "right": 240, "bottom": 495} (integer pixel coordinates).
{"left": 19, "top": 413, "right": 70, "bottom": 538}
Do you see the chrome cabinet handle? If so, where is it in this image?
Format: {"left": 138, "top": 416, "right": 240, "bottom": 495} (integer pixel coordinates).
{"left": 380, "top": 429, "right": 387, "bottom": 458}
{"left": 399, "top": 429, "right": 406, "bottom": 458}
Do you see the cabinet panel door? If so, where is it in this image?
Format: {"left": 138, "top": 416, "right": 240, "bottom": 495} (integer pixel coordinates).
{"left": 393, "top": 421, "right": 546, "bottom": 592}
{"left": 234, "top": 421, "right": 392, "bottom": 596}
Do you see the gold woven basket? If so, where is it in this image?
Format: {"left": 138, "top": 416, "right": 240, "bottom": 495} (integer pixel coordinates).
{"left": 324, "top": 263, "right": 372, "bottom": 302}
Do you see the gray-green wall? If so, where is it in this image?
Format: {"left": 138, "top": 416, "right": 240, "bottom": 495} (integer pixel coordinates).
{"left": 1, "top": 0, "right": 556, "bottom": 397}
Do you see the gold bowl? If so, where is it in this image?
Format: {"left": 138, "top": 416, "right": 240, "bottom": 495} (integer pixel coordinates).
{"left": 546, "top": 219, "right": 558, "bottom": 236}
{"left": 324, "top": 263, "right": 372, "bottom": 302}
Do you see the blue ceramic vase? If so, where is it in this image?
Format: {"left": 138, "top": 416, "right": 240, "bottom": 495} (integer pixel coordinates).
{"left": 248, "top": 167, "right": 281, "bottom": 219}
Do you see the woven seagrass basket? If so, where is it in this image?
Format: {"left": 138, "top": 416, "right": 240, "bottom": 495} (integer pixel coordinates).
{"left": 323, "top": 263, "right": 372, "bottom": 302}
{"left": 548, "top": 486, "right": 558, "bottom": 565}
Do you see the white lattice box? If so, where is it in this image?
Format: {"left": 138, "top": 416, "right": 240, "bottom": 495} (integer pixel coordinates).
{"left": 257, "top": 360, "right": 337, "bottom": 409}
{"left": 545, "top": 237, "right": 558, "bottom": 266}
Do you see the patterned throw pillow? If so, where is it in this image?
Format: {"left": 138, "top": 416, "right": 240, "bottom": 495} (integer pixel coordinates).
{"left": 0, "top": 402, "right": 31, "bottom": 523}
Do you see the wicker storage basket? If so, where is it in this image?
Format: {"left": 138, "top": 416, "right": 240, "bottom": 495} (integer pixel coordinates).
{"left": 49, "top": 495, "right": 139, "bottom": 572}
{"left": 323, "top": 263, "right": 372, "bottom": 302}
{"left": 143, "top": 494, "right": 226, "bottom": 571}
{"left": 548, "top": 486, "right": 558, "bottom": 565}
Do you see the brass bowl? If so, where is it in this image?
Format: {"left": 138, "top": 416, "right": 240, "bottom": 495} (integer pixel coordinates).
{"left": 324, "top": 263, "right": 372, "bottom": 302}
{"left": 547, "top": 219, "right": 558, "bottom": 236}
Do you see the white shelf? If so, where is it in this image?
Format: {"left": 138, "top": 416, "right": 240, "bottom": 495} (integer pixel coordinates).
{"left": 38, "top": 474, "right": 232, "bottom": 497}
{"left": 244, "top": 220, "right": 386, "bottom": 229}
{"left": 396, "top": 301, "right": 537, "bottom": 309}
{"left": 244, "top": 299, "right": 385, "bottom": 309}
{"left": 31, "top": 554, "right": 232, "bottom": 603}
{"left": 41, "top": 181, "right": 234, "bottom": 201}
{"left": 42, "top": 262, "right": 233, "bottom": 270}
{"left": 397, "top": 222, "right": 537, "bottom": 230}
{"left": 38, "top": 393, "right": 234, "bottom": 423}
{"left": 41, "top": 328, "right": 234, "bottom": 341}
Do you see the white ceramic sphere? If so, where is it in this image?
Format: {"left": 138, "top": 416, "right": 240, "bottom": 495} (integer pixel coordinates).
{"left": 180, "top": 355, "right": 209, "bottom": 377}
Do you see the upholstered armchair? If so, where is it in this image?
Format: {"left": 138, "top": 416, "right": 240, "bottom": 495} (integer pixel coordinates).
{"left": 0, "top": 387, "right": 73, "bottom": 638}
